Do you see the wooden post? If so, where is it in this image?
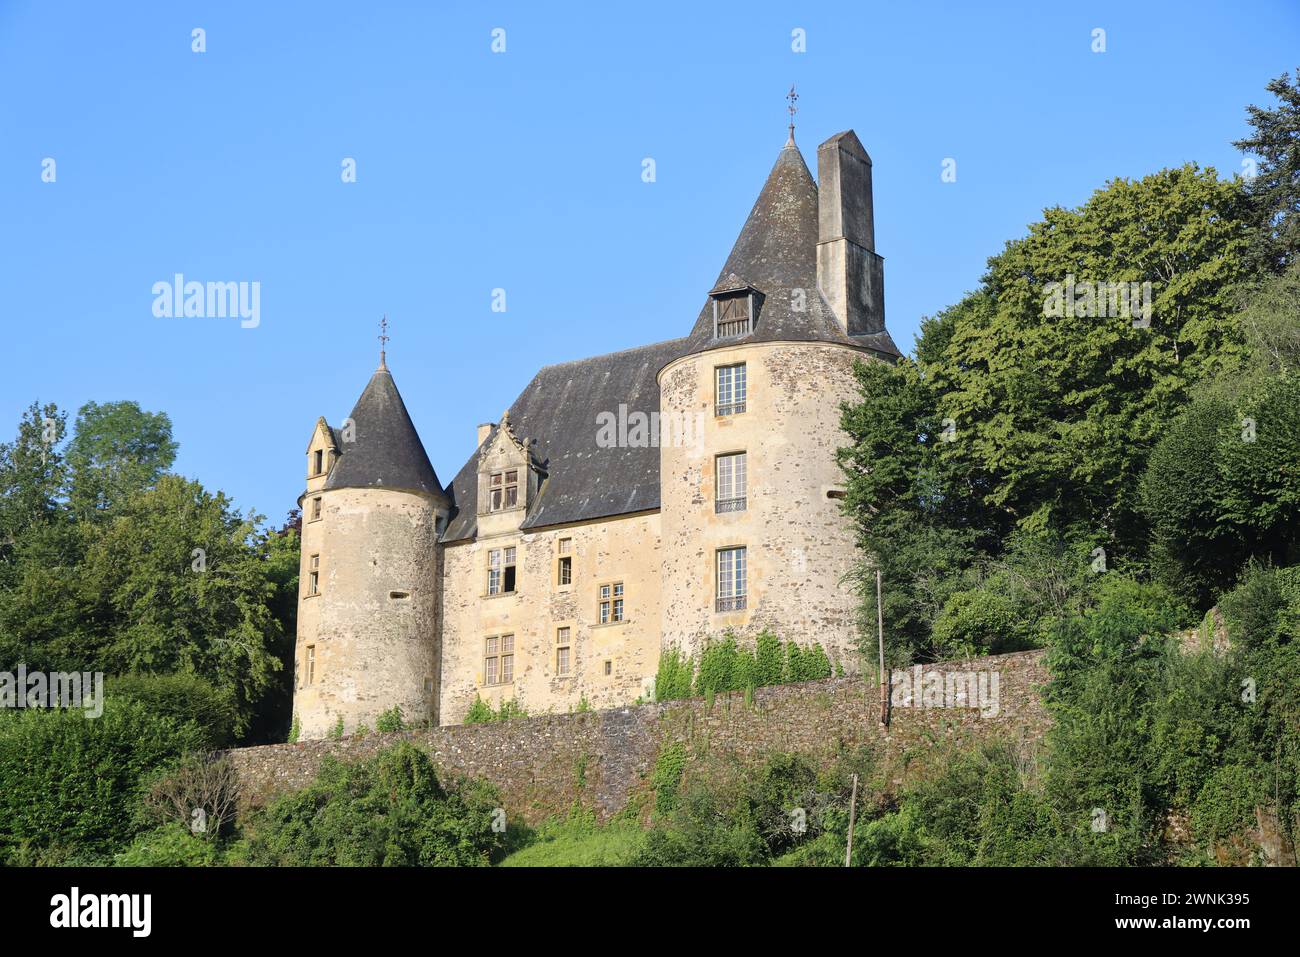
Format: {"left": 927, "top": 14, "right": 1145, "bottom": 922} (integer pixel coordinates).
{"left": 877, "top": 569, "right": 888, "bottom": 725}
{"left": 845, "top": 772, "right": 859, "bottom": 867}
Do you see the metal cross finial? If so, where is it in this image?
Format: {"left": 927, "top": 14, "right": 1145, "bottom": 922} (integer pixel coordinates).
{"left": 378, "top": 314, "right": 389, "bottom": 369}
{"left": 786, "top": 84, "right": 799, "bottom": 145}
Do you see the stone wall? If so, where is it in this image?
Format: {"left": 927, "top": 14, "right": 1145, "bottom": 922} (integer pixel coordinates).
{"left": 229, "top": 649, "right": 1049, "bottom": 824}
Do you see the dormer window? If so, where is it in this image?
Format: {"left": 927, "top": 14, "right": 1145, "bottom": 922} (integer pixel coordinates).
{"left": 713, "top": 293, "right": 753, "bottom": 339}
{"left": 489, "top": 470, "right": 519, "bottom": 511}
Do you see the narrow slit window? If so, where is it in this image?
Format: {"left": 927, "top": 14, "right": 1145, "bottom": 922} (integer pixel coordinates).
{"left": 556, "top": 626, "right": 571, "bottom": 676}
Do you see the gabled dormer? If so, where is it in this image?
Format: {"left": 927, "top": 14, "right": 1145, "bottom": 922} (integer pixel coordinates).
{"left": 305, "top": 417, "right": 340, "bottom": 494}
{"left": 475, "top": 411, "right": 543, "bottom": 534}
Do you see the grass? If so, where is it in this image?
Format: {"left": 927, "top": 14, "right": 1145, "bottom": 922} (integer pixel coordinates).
{"left": 497, "top": 810, "right": 645, "bottom": 867}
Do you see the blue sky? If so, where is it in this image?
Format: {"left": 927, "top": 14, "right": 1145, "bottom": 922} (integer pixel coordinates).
{"left": 1, "top": 1, "right": 1296, "bottom": 524}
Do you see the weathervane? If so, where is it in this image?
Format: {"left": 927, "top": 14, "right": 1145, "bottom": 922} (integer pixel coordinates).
{"left": 378, "top": 314, "right": 389, "bottom": 369}
{"left": 786, "top": 84, "right": 799, "bottom": 145}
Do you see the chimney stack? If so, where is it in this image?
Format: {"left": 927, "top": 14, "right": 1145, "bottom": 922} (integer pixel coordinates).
{"left": 477, "top": 423, "right": 493, "bottom": 447}
{"left": 816, "top": 131, "right": 885, "bottom": 336}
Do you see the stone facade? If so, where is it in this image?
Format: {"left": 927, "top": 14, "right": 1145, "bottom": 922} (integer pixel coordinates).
{"left": 294, "top": 484, "right": 445, "bottom": 739}
{"left": 658, "top": 340, "right": 864, "bottom": 664}
{"left": 439, "top": 510, "right": 664, "bottom": 724}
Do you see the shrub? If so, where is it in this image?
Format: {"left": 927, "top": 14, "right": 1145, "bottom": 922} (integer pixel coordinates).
{"left": 463, "top": 695, "right": 528, "bottom": 725}
{"left": 113, "top": 822, "right": 224, "bottom": 867}
{"left": 140, "top": 753, "right": 239, "bottom": 841}
{"left": 375, "top": 706, "right": 404, "bottom": 733}
{"left": 931, "top": 588, "right": 1033, "bottom": 658}
{"left": 0, "top": 699, "right": 206, "bottom": 864}
{"left": 653, "top": 648, "right": 694, "bottom": 701}
{"left": 107, "top": 673, "right": 238, "bottom": 749}
{"left": 240, "top": 741, "right": 505, "bottom": 866}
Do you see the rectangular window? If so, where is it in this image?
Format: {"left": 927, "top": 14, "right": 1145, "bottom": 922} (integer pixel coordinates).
{"left": 489, "top": 470, "right": 520, "bottom": 511}
{"left": 484, "top": 635, "right": 513, "bottom": 685}
{"left": 557, "top": 538, "right": 573, "bottom": 586}
{"left": 556, "top": 626, "right": 571, "bottom": 675}
{"left": 313, "top": 449, "right": 324, "bottom": 475}
{"left": 716, "top": 547, "right": 747, "bottom": 612}
{"left": 488, "top": 547, "right": 517, "bottom": 595}
{"left": 308, "top": 554, "right": 320, "bottom": 596}
{"left": 501, "top": 634, "right": 514, "bottom": 683}
{"left": 599, "top": 582, "right": 625, "bottom": 624}
{"left": 715, "top": 364, "right": 747, "bottom": 416}
{"left": 604, "top": 660, "right": 612, "bottom": 676}
{"left": 311, "top": 496, "right": 322, "bottom": 521}
{"left": 716, "top": 452, "right": 747, "bottom": 512}
{"left": 305, "top": 645, "right": 315, "bottom": 686}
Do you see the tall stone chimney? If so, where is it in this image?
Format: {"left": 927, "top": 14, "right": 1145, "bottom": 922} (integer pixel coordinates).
{"left": 816, "top": 131, "right": 885, "bottom": 336}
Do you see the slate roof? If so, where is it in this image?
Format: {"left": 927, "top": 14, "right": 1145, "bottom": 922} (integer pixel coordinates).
{"left": 440, "top": 337, "right": 687, "bottom": 542}
{"left": 326, "top": 365, "right": 449, "bottom": 502}
{"left": 680, "top": 143, "right": 899, "bottom": 360}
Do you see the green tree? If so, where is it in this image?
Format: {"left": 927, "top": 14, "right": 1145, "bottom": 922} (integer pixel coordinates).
{"left": 65, "top": 401, "right": 177, "bottom": 520}
{"left": 73, "top": 475, "right": 288, "bottom": 736}
{"left": 1234, "top": 69, "right": 1300, "bottom": 273}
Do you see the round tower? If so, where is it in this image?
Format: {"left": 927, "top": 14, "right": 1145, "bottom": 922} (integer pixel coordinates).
{"left": 293, "top": 353, "right": 449, "bottom": 739}
{"left": 657, "top": 130, "right": 896, "bottom": 669}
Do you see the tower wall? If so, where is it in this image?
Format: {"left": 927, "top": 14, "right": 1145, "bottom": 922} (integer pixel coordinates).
{"left": 657, "top": 341, "right": 871, "bottom": 666}
{"left": 293, "top": 486, "right": 442, "bottom": 739}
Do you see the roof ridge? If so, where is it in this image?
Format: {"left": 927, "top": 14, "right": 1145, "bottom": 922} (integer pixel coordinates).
{"left": 532, "top": 335, "right": 689, "bottom": 374}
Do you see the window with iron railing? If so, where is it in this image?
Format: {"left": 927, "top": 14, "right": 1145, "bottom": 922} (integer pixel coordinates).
{"left": 715, "top": 452, "right": 747, "bottom": 513}
{"left": 715, "top": 363, "right": 747, "bottom": 416}
{"left": 716, "top": 546, "right": 747, "bottom": 612}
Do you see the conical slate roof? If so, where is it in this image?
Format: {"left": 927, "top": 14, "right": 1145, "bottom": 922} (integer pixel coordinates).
{"left": 681, "top": 141, "right": 898, "bottom": 358}
{"left": 325, "top": 364, "right": 448, "bottom": 502}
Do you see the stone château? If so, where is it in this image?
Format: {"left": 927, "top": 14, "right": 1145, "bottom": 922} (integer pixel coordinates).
{"left": 292, "top": 125, "right": 898, "bottom": 738}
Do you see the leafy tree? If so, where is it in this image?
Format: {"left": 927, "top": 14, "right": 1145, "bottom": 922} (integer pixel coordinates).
{"left": 1141, "top": 374, "right": 1300, "bottom": 607}
{"left": 65, "top": 401, "right": 177, "bottom": 520}
{"left": 67, "top": 475, "right": 288, "bottom": 736}
{"left": 0, "top": 402, "right": 66, "bottom": 554}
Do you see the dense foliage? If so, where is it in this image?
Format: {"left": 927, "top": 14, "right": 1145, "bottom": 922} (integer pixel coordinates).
{"left": 653, "top": 630, "right": 833, "bottom": 702}
{"left": 838, "top": 73, "right": 1300, "bottom": 666}
{"left": 239, "top": 742, "right": 506, "bottom": 866}
{"left": 0, "top": 694, "right": 207, "bottom": 864}
{"left": 0, "top": 400, "right": 299, "bottom": 741}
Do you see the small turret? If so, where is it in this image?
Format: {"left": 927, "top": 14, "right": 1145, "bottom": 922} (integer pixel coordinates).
{"left": 292, "top": 341, "right": 447, "bottom": 739}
